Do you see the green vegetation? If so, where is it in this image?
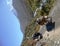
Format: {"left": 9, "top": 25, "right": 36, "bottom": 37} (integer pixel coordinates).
{"left": 22, "top": 0, "right": 55, "bottom": 46}
{"left": 22, "top": 15, "right": 40, "bottom": 46}
{"left": 40, "top": 0, "right": 55, "bottom": 15}
{"left": 26, "top": 0, "right": 41, "bottom": 12}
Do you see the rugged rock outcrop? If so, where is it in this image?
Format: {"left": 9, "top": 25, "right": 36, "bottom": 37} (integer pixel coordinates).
{"left": 12, "top": 0, "right": 33, "bottom": 33}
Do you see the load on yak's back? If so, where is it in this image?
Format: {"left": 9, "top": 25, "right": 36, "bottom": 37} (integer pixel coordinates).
{"left": 36, "top": 16, "right": 52, "bottom": 25}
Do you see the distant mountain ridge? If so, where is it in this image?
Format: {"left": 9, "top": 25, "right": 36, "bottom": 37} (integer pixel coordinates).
{"left": 12, "top": 0, "right": 33, "bottom": 33}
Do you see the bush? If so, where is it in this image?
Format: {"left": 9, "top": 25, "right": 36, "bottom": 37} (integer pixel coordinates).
{"left": 26, "top": 0, "right": 41, "bottom": 12}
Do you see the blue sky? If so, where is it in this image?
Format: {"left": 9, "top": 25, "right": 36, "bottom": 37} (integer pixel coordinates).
{"left": 0, "top": 0, "right": 23, "bottom": 46}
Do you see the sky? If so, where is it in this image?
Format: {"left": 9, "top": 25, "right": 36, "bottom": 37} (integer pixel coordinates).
{"left": 0, "top": 0, "right": 23, "bottom": 46}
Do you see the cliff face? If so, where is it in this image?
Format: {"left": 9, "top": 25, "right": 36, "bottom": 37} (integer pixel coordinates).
{"left": 12, "top": 0, "right": 33, "bottom": 33}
